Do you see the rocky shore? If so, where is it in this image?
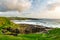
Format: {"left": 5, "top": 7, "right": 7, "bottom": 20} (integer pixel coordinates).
{"left": 2, "top": 24, "right": 53, "bottom": 36}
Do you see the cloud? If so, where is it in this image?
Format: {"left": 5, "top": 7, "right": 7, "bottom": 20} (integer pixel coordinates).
{"left": 1, "top": 0, "right": 60, "bottom": 19}
{"left": 39, "top": 0, "right": 60, "bottom": 19}
{"left": 0, "top": 0, "right": 32, "bottom": 12}
{"left": 23, "top": 0, "right": 60, "bottom": 19}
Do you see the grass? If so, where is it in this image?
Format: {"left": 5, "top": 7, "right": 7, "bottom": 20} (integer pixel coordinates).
{"left": 0, "top": 17, "right": 60, "bottom": 40}
{"left": 0, "top": 28, "right": 60, "bottom": 40}
{"left": 0, "top": 34, "right": 47, "bottom": 40}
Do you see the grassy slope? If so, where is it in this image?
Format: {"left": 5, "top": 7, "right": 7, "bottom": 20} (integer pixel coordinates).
{"left": 0, "top": 17, "right": 60, "bottom": 40}
{"left": 0, "top": 17, "right": 19, "bottom": 29}
{"left": 0, "top": 28, "right": 60, "bottom": 40}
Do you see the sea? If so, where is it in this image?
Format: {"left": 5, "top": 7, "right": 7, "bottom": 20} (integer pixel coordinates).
{"left": 11, "top": 19, "right": 60, "bottom": 28}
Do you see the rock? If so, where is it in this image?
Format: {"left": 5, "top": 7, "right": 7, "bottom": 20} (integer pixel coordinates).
{"left": 2, "top": 27, "right": 20, "bottom": 36}
{"left": 2, "top": 29, "right": 7, "bottom": 34}
{"left": 1, "top": 24, "right": 53, "bottom": 36}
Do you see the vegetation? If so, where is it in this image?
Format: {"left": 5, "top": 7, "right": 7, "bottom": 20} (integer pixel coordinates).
{"left": 0, "top": 17, "right": 19, "bottom": 29}
{"left": 6, "top": 17, "right": 39, "bottom": 20}
{"left": 0, "top": 17, "right": 60, "bottom": 40}
{"left": 0, "top": 28, "right": 60, "bottom": 40}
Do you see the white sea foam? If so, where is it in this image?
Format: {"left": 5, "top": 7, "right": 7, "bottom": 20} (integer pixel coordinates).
{"left": 11, "top": 20, "right": 60, "bottom": 28}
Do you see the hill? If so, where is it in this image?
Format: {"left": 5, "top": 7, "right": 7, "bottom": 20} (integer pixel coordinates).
{"left": 0, "top": 17, "right": 60, "bottom": 40}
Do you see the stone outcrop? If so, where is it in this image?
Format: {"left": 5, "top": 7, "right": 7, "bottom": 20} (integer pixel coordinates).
{"left": 2, "top": 24, "right": 53, "bottom": 36}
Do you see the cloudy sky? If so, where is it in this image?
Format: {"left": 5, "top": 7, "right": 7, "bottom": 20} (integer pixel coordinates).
{"left": 0, "top": 0, "right": 60, "bottom": 19}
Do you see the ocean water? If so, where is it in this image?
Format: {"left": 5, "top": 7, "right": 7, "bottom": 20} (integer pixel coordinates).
{"left": 11, "top": 19, "right": 60, "bottom": 28}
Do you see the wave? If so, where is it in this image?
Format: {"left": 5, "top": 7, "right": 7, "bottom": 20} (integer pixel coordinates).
{"left": 11, "top": 20, "right": 60, "bottom": 28}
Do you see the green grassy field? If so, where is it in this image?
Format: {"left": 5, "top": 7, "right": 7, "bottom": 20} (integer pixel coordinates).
{"left": 0, "top": 28, "right": 60, "bottom": 40}
{"left": 0, "top": 17, "right": 60, "bottom": 40}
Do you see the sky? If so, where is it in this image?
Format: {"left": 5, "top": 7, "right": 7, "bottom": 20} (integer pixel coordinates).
{"left": 0, "top": 0, "right": 60, "bottom": 19}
